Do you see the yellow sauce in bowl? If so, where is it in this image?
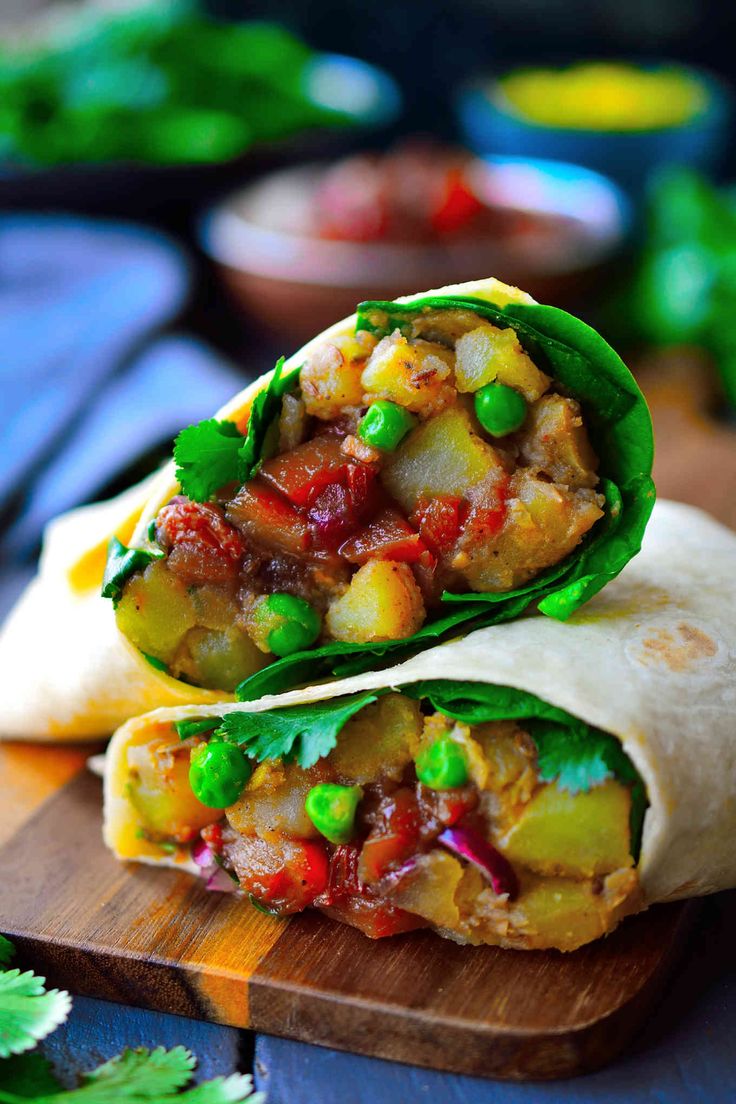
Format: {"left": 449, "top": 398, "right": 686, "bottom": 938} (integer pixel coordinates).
{"left": 496, "top": 62, "right": 710, "bottom": 131}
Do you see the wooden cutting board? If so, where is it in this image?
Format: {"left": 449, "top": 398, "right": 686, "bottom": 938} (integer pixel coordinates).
{"left": 0, "top": 744, "right": 696, "bottom": 1082}
{"left": 1, "top": 358, "right": 732, "bottom": 1082}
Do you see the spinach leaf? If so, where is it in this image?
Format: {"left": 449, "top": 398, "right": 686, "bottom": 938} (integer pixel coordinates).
{"left": 101, "top": 537, "right": 163, "bottom": 607}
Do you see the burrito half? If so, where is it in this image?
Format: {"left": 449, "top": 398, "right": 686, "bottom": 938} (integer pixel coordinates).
{"left": 103, "top": 499, "right": 734, "bottom": 952}
{"left": 0, "top": 276, "right": 653, "bottom": 739}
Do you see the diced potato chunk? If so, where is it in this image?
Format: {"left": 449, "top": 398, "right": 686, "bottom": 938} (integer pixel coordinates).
{"left": 499, "top": 780, "right": 633, "bottom": 879}
{"left": 227, "top": 760, "right": 328, "bottom": 840}
{"left": 126, "top": 738, "right": 219, "bottom": 841}
{"left": 325, "top": 560, "right": 425, "bottom": 643}
{"left": 116, "top": 561, "right": 197, "bottom": 663}
{"left": 300, "top": 332, "right": 376, "bottom": 420}
{"left": 455, "top": 324, "right": 551, "bottom": 401}
{"left": 330, "top": 693, "right": 423, "bottom": 783}
{"left": 361, "top": 332, "right": 454, "bottom": 417}
{"left": 382, "top": 405, "right": 506, "bottom": 515}
{"left": 388, "top": 850, "right": 465, "bottom": 930}
{"left": 504, "top": 872, "right": 629, "bottom": 952}
{"left": 458, "top": 477, "right": 603, "bottom": 592}
{"left": 517, "top": 394, "right": 598, "bottom": 489}
{"left": 172, "top": 626, "right": 267, "bottom": 692}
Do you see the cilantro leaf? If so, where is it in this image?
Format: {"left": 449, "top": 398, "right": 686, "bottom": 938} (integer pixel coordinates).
{"left": 0, "top": 937, "right": 14, "bottom": 969}
{"left": 0, "top": 1047, "right": 262, "bottom": 1104}
{"left": 526, "top": 721, "right": 619, "bottom": 794}
{"left": 0, "top": 969, "right": 71, "bottom": 1058}
{"left": 78, "top": 1046, "right": 194, "bottom": 1098}
{"left": 218, "top": 690, "right": 381, "bottom": 768}
{"left": 101, "top": 538, "right": 163, "bottom": 607}
{"left": 174, "top": 419, "right": 244, "bottom": 503}
{"left": 237, "top": 356, "right": 300, "bottom": 482}
{"left": 173, "top": 357, "right": 301, "bottom": 504}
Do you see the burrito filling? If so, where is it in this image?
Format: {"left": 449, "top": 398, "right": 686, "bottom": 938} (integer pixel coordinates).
{"left": 113, "top": 307, "right": 603, "bottom": 691}
{"left": 122, "top": 686, "right": 645, "bottom": 950}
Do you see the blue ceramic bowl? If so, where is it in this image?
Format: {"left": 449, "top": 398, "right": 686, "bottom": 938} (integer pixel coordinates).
{"left": 456, "top": 65, "right": 732, "bottom": 194}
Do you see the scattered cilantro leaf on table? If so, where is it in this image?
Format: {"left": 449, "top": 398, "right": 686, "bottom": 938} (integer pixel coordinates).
{"left": 0, "top": 942, "right": 13, "bottom": 970}
{"left": 0, "top": 970, "right": 71, "bottom": 1059}
{"left": 0, "top": 1047, "right": 261, "bottom": 1104}
{"left": 218, "top": 690, "right": 382, "bottom": 768}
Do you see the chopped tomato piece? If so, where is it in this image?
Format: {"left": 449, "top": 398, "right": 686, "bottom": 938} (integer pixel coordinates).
{"left": 261, "top": 436, "right": 350, "bottom": 508}
{"left": 320, "top": 896, "right": 426, "bottom": 938}
{"left": 230, "top": 835, "right": 329, "bottom": 915}
{"left": 359, "top": 788, "right": 421, "bottom": 884}
{"left": 227, "top": 480, "right": 310, "bottom": 556}
{"left": 339, "top": 508, "right": 428, "bottom": 565}
{"left": 315, "top": 844, "right": 426, "bottom": 936}
{"left": 156, "top": 498, "right": 245, "bottom": 584}
{"left": 461, "top": 503, "right": 507, "bottom": 545}
{"left": 414, "top": 495, "right": 467, "bottom": 556}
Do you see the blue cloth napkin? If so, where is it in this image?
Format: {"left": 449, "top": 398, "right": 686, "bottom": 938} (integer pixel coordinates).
{"left": 0, "top": 215, "right": 245, "bottom": 574}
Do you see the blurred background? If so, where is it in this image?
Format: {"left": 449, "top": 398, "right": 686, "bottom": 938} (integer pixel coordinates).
{"left": 1, "top": 0, "right": 736, "bottom": 617}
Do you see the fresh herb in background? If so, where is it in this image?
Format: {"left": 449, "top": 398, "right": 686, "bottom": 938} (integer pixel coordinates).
{"left": 0, "top": 936, "right": 262, "bottom": 1102}
{"left": 0, "top": 0, "right": 352, "bottom": 167}
{"left": 621, "top": 168, "right": 736, "bottom": 408}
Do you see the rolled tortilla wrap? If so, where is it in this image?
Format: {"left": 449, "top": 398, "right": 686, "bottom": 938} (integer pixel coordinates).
{"left": 0, "top": 474, "right": 226, "bottom": 741}
{"left": 0, "top": 275, "right": 653, "bottom": 739}
{"left": 103, "top": 499, "right": 734, "bottom": 951}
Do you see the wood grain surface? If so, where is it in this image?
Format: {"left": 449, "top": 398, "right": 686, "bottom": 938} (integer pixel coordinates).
{"left": 0, "top": 363, "right": 732, "bottom": 1080}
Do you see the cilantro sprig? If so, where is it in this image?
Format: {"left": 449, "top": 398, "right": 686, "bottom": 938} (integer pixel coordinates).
{"left": 0, "top": 963, "right": 71, "bottom": 1060}
{"left": 0, "top": 937, "right": 262, "bottom": 1104}
{"left": 217, "top": 690, "right": 382, "bottom": 769}
{"left": 173, "top": 356, "right": 300, "bottom": 503}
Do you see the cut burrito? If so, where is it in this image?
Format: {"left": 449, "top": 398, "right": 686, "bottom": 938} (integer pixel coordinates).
{"left": 103, "top": 499, "right": 735, "bottom": 951}
{"left": 0, "top": 276, "right": 653, "bottom": 740}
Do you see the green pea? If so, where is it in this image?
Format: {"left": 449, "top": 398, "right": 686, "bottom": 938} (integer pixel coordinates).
{"left": 416, "top": 736, "right": 469, "bottom": 790}
{"left": 358, "top": 401, "right": 416, "bottom": 451}
{"left": 305, "top": 782, "right": 363, "bottom": 844}
{"left": 254, "top": 593, "right": 321, "bottom": 657}
{"left": 474, "top": 383, "right": 527, "bottom": 437}
{"left": 189, "top": 739, "right": 252, "bottom": 808}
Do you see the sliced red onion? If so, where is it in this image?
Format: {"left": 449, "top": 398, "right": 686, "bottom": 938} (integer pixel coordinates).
{"left": 205, "top": 866, "right": 237, "bottom": 893}
{"left": 438, "top": 826, "right": 519, "bottom": 901}
{"left": 191, "top": 837, "right": 216, "bottom": 868}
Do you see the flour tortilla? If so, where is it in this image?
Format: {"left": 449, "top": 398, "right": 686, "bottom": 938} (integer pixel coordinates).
{"left": 0, "top": 278, "right": 532, "bottom": 741}
{"left": 104, "top": 499, "right": 736, "bottom": 908}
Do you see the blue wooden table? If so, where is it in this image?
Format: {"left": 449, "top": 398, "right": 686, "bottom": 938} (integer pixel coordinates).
{"left": 36, "top": 891, "right": 736, "bottom": 1102}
